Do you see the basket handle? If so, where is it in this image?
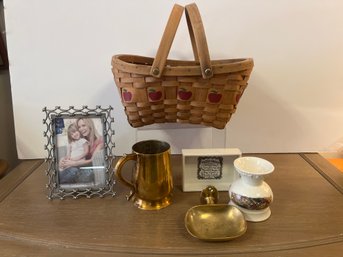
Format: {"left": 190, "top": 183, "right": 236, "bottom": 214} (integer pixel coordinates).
{"left": 185, "top": 3, "right": 213, "bottom": 78}
{"left": 150, "top": 3, "right": 213, "bottom": 79}
{"left": 150, "top": 4, "right": 184, "bottom": 78}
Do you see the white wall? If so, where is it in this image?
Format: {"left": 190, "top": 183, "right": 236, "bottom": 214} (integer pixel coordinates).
{"left": 4, "top": 0, "right": 343, "bottom": 158}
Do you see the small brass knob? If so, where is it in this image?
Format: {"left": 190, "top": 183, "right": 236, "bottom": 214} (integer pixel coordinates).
{"left": 204, "top": 68, "right": 213, "bottom": 77}
{"left": 152, "top": 67, "right": 160, "bottom": 76}
{"left": 200, "top": 185, "right": 219, "bottom": 204}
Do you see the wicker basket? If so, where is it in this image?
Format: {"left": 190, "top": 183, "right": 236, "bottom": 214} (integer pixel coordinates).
{"left": 112, "top": 3, "right": 254, "bottom": 129}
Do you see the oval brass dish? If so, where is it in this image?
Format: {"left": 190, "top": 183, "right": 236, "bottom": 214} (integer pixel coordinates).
{"left": 185, "top": 204, "right": 247, "bottom": 241}
{"left": 185, "top": 186, "right": 247, "bottom": 241}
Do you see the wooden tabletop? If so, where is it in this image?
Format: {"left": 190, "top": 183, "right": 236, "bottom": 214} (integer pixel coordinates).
{"left": 0, "top": 153, "right": 342, "bottom": 256}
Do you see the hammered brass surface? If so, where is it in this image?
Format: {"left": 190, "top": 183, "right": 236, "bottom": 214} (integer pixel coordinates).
{"left": 185, "top": 186, "right": 247, "bottom": 241}
{"left": 200, "top": 185, "right": 219, "bottom": 204}
{"left": 185, "top": 204, "right": 247, "bottom": 241}
{"left": 115, "top": 140, "right": 173, "bottom": 210}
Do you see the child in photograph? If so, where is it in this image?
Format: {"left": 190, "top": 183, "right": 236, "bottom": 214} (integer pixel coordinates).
{"left": 59, "top": 118, "right": 104, "bottom": 185}
{"left": 62, "top": 123, "right": 89, "bottom": 170}
{"left": 65, "top": 123, "right": 89, "bottom": 162}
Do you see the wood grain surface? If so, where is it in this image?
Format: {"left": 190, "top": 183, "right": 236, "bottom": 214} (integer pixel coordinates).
{"left": 0, "top": 154, "right": 342, "bottom": 256}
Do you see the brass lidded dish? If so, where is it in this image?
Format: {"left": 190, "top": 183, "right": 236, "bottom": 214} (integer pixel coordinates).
{"left": 185, "top": 186, "right": 247, "bottom": 241}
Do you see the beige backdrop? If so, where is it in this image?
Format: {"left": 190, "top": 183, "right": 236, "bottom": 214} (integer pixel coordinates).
{"left": 5, "top": 0, "right": 343, "bottom": 158}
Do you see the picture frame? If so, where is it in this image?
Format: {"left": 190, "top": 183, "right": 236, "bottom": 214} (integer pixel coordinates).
{"left": 43, "top": 106, "right": 116, "bottom": 199}
{"left": 182, "top": 148, "right": 242, "bottom": 192}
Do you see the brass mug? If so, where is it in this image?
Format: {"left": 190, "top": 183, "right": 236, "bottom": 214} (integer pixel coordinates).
{"left": 114, "top": 140, "right": 173, "bottom": 210}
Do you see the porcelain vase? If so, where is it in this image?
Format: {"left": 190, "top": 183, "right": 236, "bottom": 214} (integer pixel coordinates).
{"left": 229, "top": 156, "right": 274, "bottom": 222}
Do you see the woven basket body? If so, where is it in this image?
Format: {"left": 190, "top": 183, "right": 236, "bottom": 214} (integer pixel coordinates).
{"left": 112, "top": 4, "right": 254, "bottom": 129}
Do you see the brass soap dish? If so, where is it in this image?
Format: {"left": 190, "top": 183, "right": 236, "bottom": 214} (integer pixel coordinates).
{"left": 185, "top": 186, "right": 247, "bottom": 241}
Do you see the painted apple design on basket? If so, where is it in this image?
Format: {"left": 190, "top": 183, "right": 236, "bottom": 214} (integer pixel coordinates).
{"left": 148, "top": 88, "right": 163, "bottom": 102}
{"left": 236, "top": 93, "right": 242, "bottom": 104}
{"left": 178, "top": 88, "right": 192, "bottom": 101}
{"left": 122, "top": 89, "right": 132, "bottom": 102}
{"left": 208, "top": 89, "right": 222, "bottom": 103}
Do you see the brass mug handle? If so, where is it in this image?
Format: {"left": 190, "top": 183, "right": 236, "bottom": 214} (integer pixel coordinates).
{"left": 114, "top": 153, "right": 137, "bottom": 201}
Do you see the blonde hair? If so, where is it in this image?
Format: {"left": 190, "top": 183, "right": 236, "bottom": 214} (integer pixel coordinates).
{"left": 76, "top": 118, "right": 100, "bottom": 146}
{"left": 67, "top": 123, "right": 78, "bottom": 143}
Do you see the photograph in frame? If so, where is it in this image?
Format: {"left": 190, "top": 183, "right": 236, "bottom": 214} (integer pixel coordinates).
{"left": 43, "top": 106, "right": 115, "bottom": 199}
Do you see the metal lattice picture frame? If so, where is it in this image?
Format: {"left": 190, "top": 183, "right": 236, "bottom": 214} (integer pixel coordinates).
{"left": 43, "top": 106, "right": 116, "bottom": 199}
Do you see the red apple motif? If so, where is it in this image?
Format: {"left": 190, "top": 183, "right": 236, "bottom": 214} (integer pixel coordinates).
{"left": 178, "top": 88, "right": 192, "bottom": 100}
{"left": 236, "top": 93, "right": 242, "bottom": 104}
{"left": 148, "top": 88, "right": 162, "bottom": 101}
{"left": 122, "top": 89, "right": 132, "bottom": 102}
{"left": 208, "top": 89, "right": 222, "bottom": 103}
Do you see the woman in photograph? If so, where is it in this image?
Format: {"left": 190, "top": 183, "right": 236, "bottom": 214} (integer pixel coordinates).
{"left": 59, "top": 118, "right": 104, "bottom": 184}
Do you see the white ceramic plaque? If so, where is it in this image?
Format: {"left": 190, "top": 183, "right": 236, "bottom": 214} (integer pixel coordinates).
{"left": 182, "top": 148, "right": 241, "bottom": 192}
